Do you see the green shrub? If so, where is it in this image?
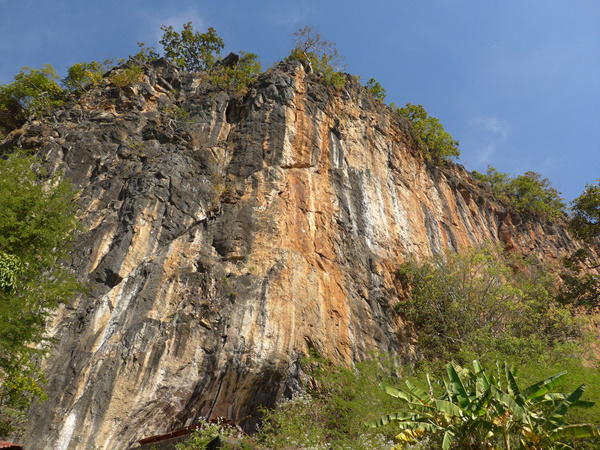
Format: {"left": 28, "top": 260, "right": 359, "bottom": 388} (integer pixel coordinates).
{"left": 108, "top": 64, "right": 143, "bottom": 88}
{"left": 162, "top": 104, "right": 191, "bottom": 123}
{"left": 365, "top": 78, "right": 386, "bottom": 103}
{"left": 396, "top": 246, "right": 585, "bottom": 365}
{"left": 256, "top": 353, "right": 398, "bottom": 449}
{"left": 287, "top": 25, "right": 346, "bottom": 89}
{"left": 160, "top": 22, "right": 224, "bottom": 72}
{"left": 63, "top": 59, "right": 116, "bottom": 92}
{"left": 396, "top": 103, "right": 460, "bottom": 163}
{"left": 473, "top": 166, "right": 566, "bottom": 219}
{"left": 209, "top": 51, "right": 262, "bottom": 91}
{"left": 0, "top": 65, "right": 65, "bottom": 124}
{"left": 133, "top": 42, "right": 160, "bottom": 64}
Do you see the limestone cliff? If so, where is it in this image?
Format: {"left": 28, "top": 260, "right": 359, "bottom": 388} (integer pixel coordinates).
{"left": 4, "top": 59, "right": 582, "bottom": 449}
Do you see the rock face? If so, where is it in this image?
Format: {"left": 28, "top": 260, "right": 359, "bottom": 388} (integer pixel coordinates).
{"left": 6, "top": 59, "right": 581, "bottom": 449}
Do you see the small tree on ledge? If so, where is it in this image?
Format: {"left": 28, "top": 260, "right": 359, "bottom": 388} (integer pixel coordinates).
{"left": 396, "top": 103, "right": 460, "bottom": 164}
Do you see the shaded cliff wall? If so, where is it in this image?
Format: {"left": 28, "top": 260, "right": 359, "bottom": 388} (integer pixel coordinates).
{"left": 6, "top": 59, "right": 580, "bottom": 449}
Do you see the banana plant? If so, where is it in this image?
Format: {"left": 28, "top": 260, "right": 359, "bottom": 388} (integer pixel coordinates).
{"left": 366, "top": 360, "right": 599, "bottom": 449}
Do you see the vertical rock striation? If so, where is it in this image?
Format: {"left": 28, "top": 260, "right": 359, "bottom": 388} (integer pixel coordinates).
{"left": 5, "top": 59, "right": 581, "bottom": 449}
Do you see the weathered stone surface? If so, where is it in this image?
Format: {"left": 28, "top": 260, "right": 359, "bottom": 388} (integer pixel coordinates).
{"left": 4, "top": 59, "right": 585, "bottom": 449}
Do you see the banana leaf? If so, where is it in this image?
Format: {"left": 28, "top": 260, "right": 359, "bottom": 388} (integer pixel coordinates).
{"left": 504, "top": 362, "right": 525, "bottom": 406}
{"left": 548, "top": 423, "right": 600, "bottom": 441}
{"left": 434, "top": 399, "right": 463, "bottom": 418}
{"left": 365, "top": 412, "right": 415, "bottom": 428}
{"left": 523, "top": 370, "right": 567, "bottom": 399}
{"left": 446, "top": 363, "right": 470, "bottom": 408}
{"left": 544, "top": 384, "right": 587, "bottom": 428}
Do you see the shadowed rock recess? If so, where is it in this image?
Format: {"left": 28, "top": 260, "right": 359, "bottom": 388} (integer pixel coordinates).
{"left": 7, "top": 59, "right": 581, "bottom": 449}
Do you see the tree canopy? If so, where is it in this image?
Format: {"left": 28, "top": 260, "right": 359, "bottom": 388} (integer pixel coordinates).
{"left": 159, "top": 22, "right": 224, "bottom": 72}
{"left": 0, "top": 65, "right": 65, "bottom": 132}
{"left": 473, "top": 166, "right": 566, "bottom": 219}
{"left": 287, "top": 25, "right": 346, "bottom": 89}
{"left": 396, "top": 103, "right": 460, "bottom": 163}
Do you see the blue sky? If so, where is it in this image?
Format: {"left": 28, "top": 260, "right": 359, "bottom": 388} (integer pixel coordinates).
{"left": 1, "top": 0, "right": 598, "bottom": 201}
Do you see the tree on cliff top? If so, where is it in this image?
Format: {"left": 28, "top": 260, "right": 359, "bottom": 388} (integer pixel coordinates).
{"left": 0, "top": 151, "right": 81, "bottom": 437}
{"left": 472, "top": 166, "right": 566, "bottom": 219}
{"left": 287, "top": 25, "right": 346, "bottom": 89}
{"left": 396, "top": 103, "right": 460, "bottom": 163}
{"left": 159, "top": 22, "right": 224, "bottom": 72}
{"left": 0, "top": 65, "right": 65, "bottom": 132}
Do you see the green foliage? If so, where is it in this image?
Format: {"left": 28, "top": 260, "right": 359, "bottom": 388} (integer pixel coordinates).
{"left": 63, "top": 59, "right": 116, "bottom": 92}
{"left": 365, "top": 78, "right": 387, "bottom": 103}
{"left": 107, "top": 64, "right": 143, "bottom": 88}
{"left": 556, "top": 249, "right": 600, "bottom": 311}
{"left": 287, "top": 25, "right": 346, "bottom": 89}
{"left": 0, "top": 151, "right": 81, "bottom": 436}
{"left": 209, "top": 51, "right": 262, "bottom": 91}
{"left": 506, "top": 171, "right": 566, "bottom": 219}
{"left": 556, "top": 181, "right": 600, "bottom": 312}
{"left": 368, "top": 360, "right": 600, "bottom": 449}
{"left": 0, "top": 253, "right": 23, "bottom": 294}
{"left": 256, "top": 353, "right": 398, "bottom": 449}
{"left": 133, "top": 42, "right": 160, "bottom": 64}
{"left": 473, "top": 166, "right": 566, "bottom": 219}
{"left": 569, "top": 179, "right": 600, "bottom": 242}
{"left": 396, "top": 246, "right": 584, "bottom": 365}
{"left": 160, "top": 22, "right": 224, "bottom": 72}
{"left": 162, "top": 104, "right": 191, "bottom": 123}
{"left": 257, "top": 392, "right": 327, "bottom": 448}
{"left": 0, "top": 65, "right": 65, "bottom": 125}
{"left": 396, "top": 103, "right": 460, "bottom": 163}
{"left": 472, "top": 164, "right": 509, "bottom": 190}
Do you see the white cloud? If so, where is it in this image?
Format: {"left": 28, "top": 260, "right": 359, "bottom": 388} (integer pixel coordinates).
{"left": 471, "top": 117, "right": 511, "bottom": 140}
{"left": 467, "top": 117, "right": 512, "bottom": 165}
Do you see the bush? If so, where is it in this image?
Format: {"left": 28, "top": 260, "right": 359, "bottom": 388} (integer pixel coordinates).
{"left": 0, "top": 65, "right": 65, "bottom": 126}
{"left": 209, "top": 51, "right": 262, "bottom": 91}
{"left": 365, "top": 78, "right": 386, "bottom": 103}
{"left": 63, "top": 59, "right": 117, "bottom": 92}
{"left": 133, "top": 42, "right": 160, "bottom": 64}
{"left": 556, "top": 249, "right": 600, "bottom": 311}
{"left": 287, "top": 25, "right": 346, "bottom": 89}
{"left": 473, "top": 166, "right": 566, "bottom": 219}
{"left": 107, "top": 64, "right": 143, "bottom": 88}
{"left": 396, "top": 246, "right": 585, "bottom": 365}
{"left": 396, "top": 103, "right": 460, "bottom": 163}
{"left": 160, "top": 22, "right": 224, "bottom": 72}
{"left": 256, "top": 353, "right": 399, "bottom": 449}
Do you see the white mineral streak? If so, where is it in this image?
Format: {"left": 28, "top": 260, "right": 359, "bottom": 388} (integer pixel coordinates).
{"left": 55, "top": 410, "right": 77, "bottom": 450}
{"left": 281, "top": 106, "right": 297, "bottom": 167}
